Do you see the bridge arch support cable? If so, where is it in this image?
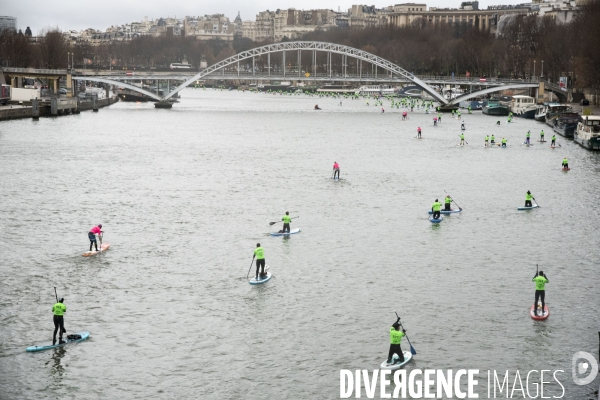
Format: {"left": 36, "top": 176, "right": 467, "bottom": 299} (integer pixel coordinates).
{"left": 71, "top": 76, "right": 162, "bottom": 101}
{"left": 448, "top": 84, "right": 539, "bottom": 105}
{"left": 163, "top": 41, "right": 448, "bottom": 104}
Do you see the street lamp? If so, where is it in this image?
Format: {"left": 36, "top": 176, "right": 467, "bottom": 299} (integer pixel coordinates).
{"left": 533, "top": 60, "right": 536, "bottom": 79}
{"left": 67, "top": 52, "right": 71, "bottom": 70}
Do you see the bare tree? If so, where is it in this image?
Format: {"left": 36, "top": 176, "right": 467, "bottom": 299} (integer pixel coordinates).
{"left": 39, "top": 28, "right": 68, "bottom": 69}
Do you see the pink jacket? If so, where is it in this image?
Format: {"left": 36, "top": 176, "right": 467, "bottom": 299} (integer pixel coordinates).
{"left": 90, "top": 226, "right": 102, "bottom": 235}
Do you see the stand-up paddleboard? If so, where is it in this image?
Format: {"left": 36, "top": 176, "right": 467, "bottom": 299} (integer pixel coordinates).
{"left": 270, "top": 228, "right": 301, "bottom": 237}
{"left": 517, "top": 205, "right": 539, "bottom": 210}
{"left": 26, "top": 331, "right": 90, "bottom": 352}
{"left": 538, "top": 140, "right": 547, "bottom": 142}
{"left": 562, "top": 167, "right": 570, "bottom": 171}
{"left": 428, "top": 208, "right": 462, "bottom": 215}
{"left": 429, "top": 216, "right": 443, "bottom": 223}
{"left": 379, "top": 351, "right": 413, "bottom": 370}
{"left": 249, "top": 272, "right": 272, "bottom": 285}
{"left": 82, "top": 243, "right": 110, "bottom": 257}
{"left": 530, "top": 304, "right": 549, "bottom": 320}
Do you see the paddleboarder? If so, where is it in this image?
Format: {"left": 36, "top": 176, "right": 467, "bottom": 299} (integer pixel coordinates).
{"left": 551, "top": 134, "right": 557, "bottom": 147}
{"left": 485, "top": 135, "right": 489, "bottom": 147}
{"left": 52, "top": 298, "right": 66, "bottom": 345}
{"left": 88, "top": 224, "right": 103, "bottom": 252}
{"left": 253, "top": 243, "right": 266, "bottom": 280}
{"left": 525, "top": 130, "right": 531, "bottom": 145}
{"left": 525, "top": 191, "right": 534, "bottom": 208}
{"left": 501, "top": 138, "right": 507, "bottom": 147}
{"left": 417, "top": 127, "right": 422, "bottom": 139}
{"left": 333, "top": 161, "right": 340, "bottom": 179}
{"left": 444, "top": 195, "right": 452, "bottom": 211}
{"left": 431, "top": 199, "right": 442, "bottom": 219}
{"left": 491, "top": 135, "right": 496, "bottom": 145}
{"left": 532, "top": 271, "right": 549, "bottom": 316}
{"left": 562, "top": 157, "right": 569, "bottom": 169}
{"left": 387, "top": 318, "right": 406, "bottom": 364}
{"left": 281, "top": 212, "right": 291, "bottom": 233}
{"left": 540, "top": 130, "right": 545, "bottom": 142}
{"left": 460, "top": 133, "right": 465, "bottom": 146}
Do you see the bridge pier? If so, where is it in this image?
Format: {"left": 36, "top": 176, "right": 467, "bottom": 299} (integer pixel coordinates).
{"left": 154, "top": 101, "right": 173, "bottom": 109}
{"left": 92, "top": 95, "right": 98, "bottom": 112}
{"left": 51, "top": 98, "right": 58, "bottom": 116}
{"left": 32, "top": 99, "right": 39, "bottom": 120}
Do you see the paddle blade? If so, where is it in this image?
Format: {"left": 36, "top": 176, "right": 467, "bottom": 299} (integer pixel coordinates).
{"left": 410, "top": 345, "right": 417, "bottom": 355}
{"left": 269, "top": 222, "right": 277, "bottom": 226}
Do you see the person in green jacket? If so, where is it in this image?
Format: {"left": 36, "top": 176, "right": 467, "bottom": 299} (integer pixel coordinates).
{"left": 444, "top": 195, "right": 452, "bottom": 211}
{"left": 525, "top": 130, "right": 531, "bottom": 145}
{"left": 525, "top": 191, "right": 534, "bottom": 207}
{"left": 551, "top": 135, "right": 556, "bottom": 147}
{"left": 532, "top": 271, "right": 549, "bottom": 316}
{"left": 52, "top": 298, "right": 67, "bottom": 345}
{"left": 460, "top": 133, "right": 465, "bottom": 146}
{"left": 501, "top": 137, "right": 507, "bottom": 147}
{"left": 540, "top": 130, "right": 545, "bottom": 142}
{"left": 281, "top": 212, "right": 291, "bottom": 233}
{"left": 562, "top": 158, "right": 569, "bottom": 169}
{"left": 253, "top": 243, "right": 266, "bottom": 280}
{"left": 387, "top": 318, "right": 406, "bottom": 364}
{"left": 432, "top": 199, "right": 442, "bottom": 219}
{"left": 485, "top": 135, "right": 490, "bottom": 147}
{"left": 491, "top": 134, "right": 496, "bottom": 145}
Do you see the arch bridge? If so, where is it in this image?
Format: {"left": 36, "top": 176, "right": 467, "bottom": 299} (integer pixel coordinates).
{"left": 72, "top": 41, "right": 539, "bottom": 106}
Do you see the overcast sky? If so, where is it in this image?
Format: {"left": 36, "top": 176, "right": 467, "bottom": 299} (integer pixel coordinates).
{"left": 5, "top": 0, "right": 527, "bottom": 34}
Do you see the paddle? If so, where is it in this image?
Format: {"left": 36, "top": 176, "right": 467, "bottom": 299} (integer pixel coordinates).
{"left": 269, "top": 216, "right": 299, "bottom": 226}
{"left": 98, "top": 232, "right": 103, "bottom": 252}
{"left": 246, "top": 256, "right": 255, "bottom": 279}
{"left": 54, "top": 287, "right": 58, "bottom": 303}
{"left": 444, "top": 190, "right": 463, "bottom": 210}
{"left": 532, "top": 197, "right": 540, "bottom": 207}
{"left": 394, "top": 311, "right": 417, "bottom": 355}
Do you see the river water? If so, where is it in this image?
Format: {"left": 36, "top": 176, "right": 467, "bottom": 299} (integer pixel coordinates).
{"left": 0, "top": 89, "right": 598, "bottom": 399}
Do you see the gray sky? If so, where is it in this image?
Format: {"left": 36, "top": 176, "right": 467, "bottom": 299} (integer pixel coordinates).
{"left": 5, "top": 0, "right": 526, "bottom": 34}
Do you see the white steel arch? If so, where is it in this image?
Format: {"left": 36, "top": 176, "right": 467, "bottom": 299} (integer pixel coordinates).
{"left": 449, "top": 84, "right": 539, "bottom": 105}
{"left": 164, "top": 41, "right": 448, "bottom": 104}
{"left": 72, "top": 76, "right": 162, "bottom": 101}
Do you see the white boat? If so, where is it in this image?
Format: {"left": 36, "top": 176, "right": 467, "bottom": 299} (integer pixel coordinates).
{"left": 82, "top": 86, "right": 111, "bottom": 99}
{"left": 534, "top": 104, "right": 547, "bottom": 122}
{"left": 442, "top": 85, "right": 465, "bottom": 100}
{"left": 511, "top": 95, "right": 537, "bottom": 119}
{"left": 355, "top": 85, "right": 395, "bottom": 96}
{"left": 574, "top": 115, "right": 600, "bottom": 150}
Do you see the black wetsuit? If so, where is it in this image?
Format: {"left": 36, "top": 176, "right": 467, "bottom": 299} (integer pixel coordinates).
{"left": 388, "top": 344, "right": 405, "bottom": 364}
{"left": 256, "top": 259, "right": 266, "bottom": 278}
{"left": 53, "top": 315, "right": 65, "bottom": 344}
{"left": 88, "top": 232, "right": 98, "bottom": 251}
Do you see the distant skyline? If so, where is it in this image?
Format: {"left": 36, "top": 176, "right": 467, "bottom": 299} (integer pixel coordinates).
{"left": 5, "top": 0, "right": 529, "bottom": 34}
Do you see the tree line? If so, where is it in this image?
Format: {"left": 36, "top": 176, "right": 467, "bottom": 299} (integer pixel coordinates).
{"left": 0, "top": 1, "right": 598, "bottom": 93}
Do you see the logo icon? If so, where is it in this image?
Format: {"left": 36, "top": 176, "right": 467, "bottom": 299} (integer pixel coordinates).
{"left": 572, "top": 351, "right": 599, "bottom": 385}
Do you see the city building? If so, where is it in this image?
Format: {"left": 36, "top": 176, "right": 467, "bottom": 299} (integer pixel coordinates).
{"left": 348, "top": 5, "right": 392, "bottom": 27}
{"left": 242, "top": 8, "right": 345, "bottom": 42}
{"left": 387, "top": 2, "right": 531, "bottom": 33}
{"left": 0, "top": 16, "right": 17, "bottom": 31}
{"left": 183, "top": 15, "right": 234, "bottom": 41}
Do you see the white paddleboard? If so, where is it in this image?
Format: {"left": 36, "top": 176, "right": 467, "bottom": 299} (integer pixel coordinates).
{"left": 380, "top": 351, "right": 413, "bottom": 370}
{"left": 82, "top": 243, "right": 110, "bottom": 257}
{"left": 249, "top": 272, "right": 272, "bottom": 285}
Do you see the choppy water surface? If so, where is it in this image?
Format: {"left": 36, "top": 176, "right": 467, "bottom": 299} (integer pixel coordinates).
{"left": 0, "top": 89, "right": 599, "bottom": 399}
